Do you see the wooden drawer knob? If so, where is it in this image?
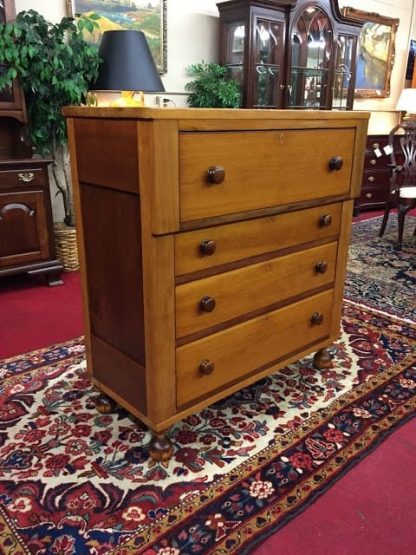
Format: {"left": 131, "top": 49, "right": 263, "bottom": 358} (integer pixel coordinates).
{"left": 370, "top": 159, "right": 377, "bottom": 166}
{"left": 315, "top": 261, "right": 328, "bottom": 274}
{"left": 199, "top": 240, "right": 216, "bottom": 256}
{"left": 372, "top": 142, "right": 380, "bottom": 149}
{"left": 311, "top": 312, "right": 324, "bottom": 325}
{"left": 319, "top": 214, "right": 332, "bottom": 227}
{"left": 199, "top": 296, "right": 216, "bottom": 312}
{"left": 199, "top": 359, "right": 215, "bottom": 375}
{"left": 207, "top": 165, "right": 225, "bottom": 184}
{"left": 367, "top": 175, "right": 375, "bottom": 182}
{"left": 365, "top": 192, "right": 373, "bottom": 199}
{"left": 328, "top": 156, "right": 343, "bottom": 171}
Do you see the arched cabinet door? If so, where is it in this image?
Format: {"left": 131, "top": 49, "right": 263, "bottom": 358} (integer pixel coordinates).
{"left": 0, "top": 190, "right": 49, "bottom": 267}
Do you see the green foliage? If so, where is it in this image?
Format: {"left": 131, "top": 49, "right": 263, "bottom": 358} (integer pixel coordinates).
{"left": 0, "top": 10, "right": 101, "bottom": 225}
{"left": 185, "top": 62, "right": 241, "bottom": 108}
{"left": 0, "top": 10, "right": 100, "bottom": 154}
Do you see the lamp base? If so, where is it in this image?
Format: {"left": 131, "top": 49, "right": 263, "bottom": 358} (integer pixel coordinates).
{"left": 110, "top": 91, "right": 145, "bottom": 107}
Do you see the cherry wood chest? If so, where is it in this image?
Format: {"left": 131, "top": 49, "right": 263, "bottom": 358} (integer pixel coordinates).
{"left": 64, "top": 107, "right": 368, "bottom": 460}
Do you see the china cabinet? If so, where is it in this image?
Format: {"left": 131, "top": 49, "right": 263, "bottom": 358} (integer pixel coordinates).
{"left": 217, "top": 0, "right": 362, "bottom": 110}
{"left": 0, "top": 0, "right": 62, "bottom": 285}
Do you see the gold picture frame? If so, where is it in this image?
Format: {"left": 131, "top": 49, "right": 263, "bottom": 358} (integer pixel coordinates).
{"left": 66, "top": 0, "right": 167, "bottom": 74}
{"left": 342, "top": 7, "right": 399, "bottom": 98}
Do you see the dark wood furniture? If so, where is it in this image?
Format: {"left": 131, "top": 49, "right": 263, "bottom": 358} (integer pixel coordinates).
{"left": 217, "top": 0, "right": 362, "bottom": 109}
{"left": 355, "top": 134, "right": 403, "bottom": 214}
{"left": 0, "top": 0, "right": 62, "bottom": 285}
{"left": 378, "top": 120, "right": 416, "bottom": 249}
{"left": 64, "top": 106, "right": 368, "bottom": 462}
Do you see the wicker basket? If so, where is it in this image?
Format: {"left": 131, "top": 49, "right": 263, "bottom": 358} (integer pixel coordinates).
{"left": 54, "top": 223, "right": 79, "bottom": 271}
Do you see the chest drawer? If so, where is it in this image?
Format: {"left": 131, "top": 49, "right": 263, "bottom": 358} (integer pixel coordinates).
{"left": 175, "top": 202, "right": 341, "bottom": 277}
{"left": 362, "top": 170, "right": 390, "bottom": 187}
{"left": 175, "top": 242, "right": 337, "bottom": 339}
{"left": 176, "top": 289, "right": 334, "bottom": 407}
{"left": 179, "top": 128, "right": 354, "bottom": 222}
{"left": 0, "top": 168, "right": 46, "bottom": 190}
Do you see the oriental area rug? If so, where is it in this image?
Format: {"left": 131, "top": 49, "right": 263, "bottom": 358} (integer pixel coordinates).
{"left": 0, "top": 217, "right": 415, "bottom": 555}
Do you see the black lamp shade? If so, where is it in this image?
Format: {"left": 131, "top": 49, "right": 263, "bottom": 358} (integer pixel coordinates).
{"left": 92, "top": 30, "right": 164, "bottom": 92}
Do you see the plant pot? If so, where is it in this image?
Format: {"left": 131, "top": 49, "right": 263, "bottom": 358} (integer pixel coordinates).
{"left": 53, "top": 222, "right": 79, "bottom": 271}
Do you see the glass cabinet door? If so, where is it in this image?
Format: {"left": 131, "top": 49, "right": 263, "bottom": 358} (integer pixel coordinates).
{"left": 332, "top": 33, "right": 356, "bottom": 110}
{"left": 224, "top": 20, "right": 246, "bottom": 96}
{"left": 253, "top": 17, "right": 285, "bottom": 108}
{"left": 289, "top": 6, "right": 332, "bottom": 109}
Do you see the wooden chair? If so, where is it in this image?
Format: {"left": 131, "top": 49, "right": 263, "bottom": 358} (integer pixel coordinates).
{"left": 378, "top": 120, "right": 416, "bottom": 249}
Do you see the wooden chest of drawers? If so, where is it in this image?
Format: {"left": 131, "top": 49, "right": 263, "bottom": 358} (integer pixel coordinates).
{"left": 356, "top": 134, "right": 403, "bottom": 213}
{"left": 64, "top": 107, "right": 368, "bottom": 462}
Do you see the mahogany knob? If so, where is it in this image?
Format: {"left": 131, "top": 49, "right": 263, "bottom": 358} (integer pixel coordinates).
{"left": 199, "top": 296, "right": 216, "bottom": 312}
{"left": 311, "top": 312, "right": 324, "bottom": 325}
{"left": 207, "top": 165, "right": 225, "bottom": 184}
{"left": 319, "top": 214, "right": 332, "bottom": 227}
{"left": 199, "top": 240, "right": 216, "bottom": 256}
{"left": 328, "top": 156, "right": 343, "bottom": 171}
{"left": 368, "top": 176, "right": 375, "bottom": 182}
{"left": 199, "top": 359, "right": 215, "bottom": 375}
{"left": 315, "top": 261, "right": 328, "bottom": 274}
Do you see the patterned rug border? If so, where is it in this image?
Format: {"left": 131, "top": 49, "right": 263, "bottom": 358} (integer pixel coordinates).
{"left": 107, "top": 305, "right": 416, "bottom": 553}
{"left": 0, "top": 336, "right": 84, "bottom": 366}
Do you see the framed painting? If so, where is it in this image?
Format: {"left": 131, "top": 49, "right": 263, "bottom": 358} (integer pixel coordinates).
{"left": 342, "top": 7, "right": 399, "bottom": 98}
{"left": 66, "top": 0, "right": 167, "bottom": 73}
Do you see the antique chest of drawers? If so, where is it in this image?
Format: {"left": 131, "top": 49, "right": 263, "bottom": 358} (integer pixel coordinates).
{"left": 63, "top": 107, "right": 368, "bottom": 461}
{"left": 356, "top": 133, "right": 403, "bottom": 213}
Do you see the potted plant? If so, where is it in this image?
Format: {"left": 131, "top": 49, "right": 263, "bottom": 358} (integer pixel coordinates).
{"left": 0, "top": 9, "right": 101, "bottom": 227}
{"left": 185, "top": 62, "right": 241, "bottom": 108}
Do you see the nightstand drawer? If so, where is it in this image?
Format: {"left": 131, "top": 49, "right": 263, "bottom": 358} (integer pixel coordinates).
{"left": 0, "top": 168, "right": 46, "bottom": 190}
{"left": 175, "top": 242, "right": 337, "bottom": 339}
{"left": 362, "top": 170, "right": 390, "bottom": 187}
{"left": 179, "top": 129, "right": 354, "bottom": 222}
{"left": 176, "top": 289, "right": 334, "bottom": 406}
{"left": 175, "top": 202, "right": 342, "bottom": 277}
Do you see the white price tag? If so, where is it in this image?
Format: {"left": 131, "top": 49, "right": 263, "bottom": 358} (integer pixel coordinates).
{"left": 373, "top": 148, "right": 382, "bottom": 158}
{"left": 383, "top": 144, "right": 393, "bottom": 155}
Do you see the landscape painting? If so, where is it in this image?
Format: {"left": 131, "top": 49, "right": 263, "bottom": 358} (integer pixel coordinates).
{"left": 342, "top": 7, "right": 398, "bottom": 98}
{"left": 67, "top": 0, "right": 167, "bottom": 72}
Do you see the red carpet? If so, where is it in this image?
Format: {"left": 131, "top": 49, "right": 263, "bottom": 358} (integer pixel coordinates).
{"left": 0, "top": 272, "right": 83, "bottom": 359}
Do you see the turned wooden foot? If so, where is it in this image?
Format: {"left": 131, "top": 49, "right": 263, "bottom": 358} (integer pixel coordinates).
{"left": 313, "top": 348, "right": 333, "bottom": 370}
{"left": 95, "top": 393, "right": 117, "bottom": 414}
{"left": 149, "top": 432, "right": 173, "bottom": 467}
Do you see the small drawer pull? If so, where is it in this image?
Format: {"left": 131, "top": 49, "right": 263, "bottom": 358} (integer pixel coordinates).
{"left": 315, "top": 261, "right": 328, "bottom": 274}
{"left": 18, "top": 172, "right": 35, "bottom": 183}
{"left": 207, "top": 165, "right": 225, "bottom": 184}
{"left": 328, "top": 156, "right": 343, "bottom": 171}
{"left": 199, "top": 296, "right": 216, "bottom": 313}
{"left": 319, "top": 214, "right": 332, "bottom": 227}
{"left": 199, "top": 240, "right": 216, "bottom": 256}
{"left": 311, "top": 312, "right": 324, "bottom": 325}
{"left": 199, "top": 359, "right": 215, "bottom": 375}
{"left": 365, "top": 192, "right": 373, "bottom": 199}
{"left": 367, "top": 175, "right": 375, "bottom": 182}
{"left": 372, "top": 142, "right": 380, "bottom": 149}
{"left": 370, "top": 159, "right": 377, "bottom": 166}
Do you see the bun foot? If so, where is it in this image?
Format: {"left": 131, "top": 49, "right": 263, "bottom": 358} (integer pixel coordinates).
{"left": 149, "top": 432, "right": 173, "bottom": 467}
{"left": 313, "top": 348, "right": 332, "bottom": 370}
{"left": 95, "top": 393, "right": 117, "bottom": 414}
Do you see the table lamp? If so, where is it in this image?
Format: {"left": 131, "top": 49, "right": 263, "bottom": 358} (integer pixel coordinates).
{"left": 396, "top": 88, "right": 416, "bottom": 122}
{"left": 91, "top": 30, "right": 164, "bottom": 107}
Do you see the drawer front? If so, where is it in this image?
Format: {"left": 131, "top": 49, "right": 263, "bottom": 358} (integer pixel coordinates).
{"left": 0, "top": 168, "right": 46, "bottom": 191}
{"left": 176, "top": 242, "right": 337, "bottom": 339}
{"left": 362, "top": 170, "right": 390, "bottom": 187}
{"left": 175, "top": 202, "right": 342, "bottom": 277}
{"left": 176, "top": 289, "right": 333, "bottom": 406}
{"left": 179, "top": 129, "right": 354, "bottom": 221}
{"left": 359, "top": 186, "right": 390, "bottom": 207}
